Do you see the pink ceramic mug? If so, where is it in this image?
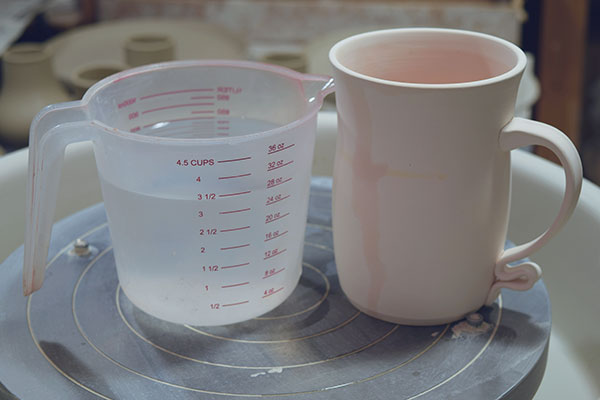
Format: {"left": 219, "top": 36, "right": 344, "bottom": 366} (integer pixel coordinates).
{"left": 329, "top": 28, "right": 582, "bottom": 325}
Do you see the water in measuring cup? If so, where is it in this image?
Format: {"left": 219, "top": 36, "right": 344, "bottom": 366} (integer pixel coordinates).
{"left": 100, "top": 112, "right": 305, "bottom": 325}
{"left": 142, "top": 116, "right": 279, "bottom": 139}
{"left": 102, "top": 179, "right": 303, "bottom": 326}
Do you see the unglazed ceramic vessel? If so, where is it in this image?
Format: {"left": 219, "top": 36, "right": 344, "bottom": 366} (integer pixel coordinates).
{"left": 46, "top": 19, "right": 245, "bottom": 94}
{"left": 0, "top": 44, "right": 70, "bottom": 144}
{"left": 329, "top": 28, "right": 582, "bottom": 325}
{"left": 70, "top": 63, "right": 125, "bottom": 99}
{"left": 124, "top": 34, "right": 175, "bottom": 67}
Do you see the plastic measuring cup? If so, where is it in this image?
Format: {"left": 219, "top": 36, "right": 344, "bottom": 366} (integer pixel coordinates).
{"left": 24, "top": 60, "right": 334, "bottom": 326}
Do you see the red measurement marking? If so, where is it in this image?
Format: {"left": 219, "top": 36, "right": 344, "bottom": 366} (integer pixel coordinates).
{"left": 217, "top": 127, "right": 229, "bottom": 130}
{"left": 221, "top": 262, "right": 249, "bottom": 269}
{"left": 264, "top": 248, "right": 286, "bottom": 260}
{"left": 267, "top": 177, "right": 293, "bottom": 189}
{"left": 267, "top": 160, "right": 293, "bottom": 172}
{"left": 265, "top": 212, "right": 290, "bottom": 224}
{"left": 268, "top": 143, "right": 295, "bottom": 155}
{"left": 191, "top": 110, "right": 215, "bottom": 114}
{"left": 220, "top": 244, "right": 250, "bottom": 251}
{"left": 222, "top": 300, "right": 249, "bottom": 307}
{"left": 264, "top": 230, "right": 288, "bottom": 242}
{"left": 190, "top": 96, "right": 215, "bottom": 100}
{"left": 262, "top": 287, "right": 284, "bottom": 298}
{"left": 217, "top": 156, "right": 251, "bottom": 163}
{"left": 219, "top": 173, "right": 251, "bottom": 180}
{"left": 141, "top": 103, "right": 214, "bottom": 114}
{"left": 217, "top": 120, "right": 229, "bottom": 124}
{"left": 220, "top": 226, "right": 250, "bottom": 233}
{"left": 263, "top": 268, "right": 285, "bottom": 279}
{"left": 143, "top": 116, "right": 214, "bottom": 128}
{"left": 266, "top": 194, "right": 290, "bottom": 206}
{"left": 219, "top": 208, "right": 251, "bottom": 215}
{"left": 221, "top": 282, "right": 250, "bottom": 289}
{"left": 219, "top": 190, "right": 251, "bottom": 198}
{"left": 217, "top": 87, "right": 242, "bottom": 94}
{"left": 118, "top": 98, "right": 136, "bottom": 109}
{"left": 140, "top": 88, "right": 214, "bottom": 100}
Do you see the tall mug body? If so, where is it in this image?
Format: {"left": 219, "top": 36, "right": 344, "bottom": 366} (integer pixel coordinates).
{"left": 329, "top": 28, "right": 582, "bottom": 325}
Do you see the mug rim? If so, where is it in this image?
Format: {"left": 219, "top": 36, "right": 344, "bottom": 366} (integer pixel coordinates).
{"left": 329, "top": 27, "right": 527, "bottom": 89}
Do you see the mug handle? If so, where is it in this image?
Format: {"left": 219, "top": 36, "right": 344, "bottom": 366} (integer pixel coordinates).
{"left": 485, "top": 117, "right": 583, "bottom": 305}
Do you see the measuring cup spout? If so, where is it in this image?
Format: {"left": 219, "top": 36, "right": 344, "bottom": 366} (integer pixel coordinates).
{"left": 23, "top": 101, "right": 96, "bottom": 295}
{"left": 301, "top": 75, "right": 335, "bottom": 104}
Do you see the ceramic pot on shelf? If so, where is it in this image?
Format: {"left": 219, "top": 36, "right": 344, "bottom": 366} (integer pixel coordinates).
{"left": 70, "top": 63, "right": 125, "bottom": 99}
{"left": 0, "top": 43, "right": 70, "bottom": 145}
{"left": 124, "top": 33, "right": 175, "bottom": 67}
{"left": 66, "top": 34, "right": 175, "bottom": 99}
{"left": 260, "top": 52, "right": 307, "bottom": 73}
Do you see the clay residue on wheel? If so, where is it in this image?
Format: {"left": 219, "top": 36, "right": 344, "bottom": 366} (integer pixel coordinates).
{"left": 451, "top": 320, "right": 492, "bottom": 339}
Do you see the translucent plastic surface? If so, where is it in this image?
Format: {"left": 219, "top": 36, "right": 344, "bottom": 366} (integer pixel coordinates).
{"left": 24, "top": 60, "right": 334, "bottom": 325}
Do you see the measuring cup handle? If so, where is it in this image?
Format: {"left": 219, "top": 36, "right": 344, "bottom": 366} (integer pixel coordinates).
{"left": 24, "top": 101, "right": 96, "bottom": 295}
{"left": 484, "top": 117, "right": 583, "bottom": 305}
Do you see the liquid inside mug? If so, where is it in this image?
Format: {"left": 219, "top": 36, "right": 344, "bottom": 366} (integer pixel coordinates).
{"left": 24, "top": 60, "right": 334, "bottom": 326}
{"left": 330, "top": 28, "right": 582, "bottom": 325}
